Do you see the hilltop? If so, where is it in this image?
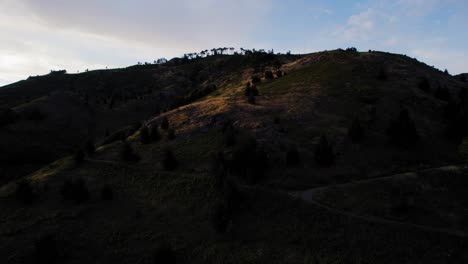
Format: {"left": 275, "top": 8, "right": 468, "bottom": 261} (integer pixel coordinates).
{"left": 1, "top": 49, "right": 468, "bottom": 263}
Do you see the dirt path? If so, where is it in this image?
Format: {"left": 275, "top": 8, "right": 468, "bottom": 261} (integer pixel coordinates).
{"left": 287, "top": 165, "right": 468, "bottom": 238}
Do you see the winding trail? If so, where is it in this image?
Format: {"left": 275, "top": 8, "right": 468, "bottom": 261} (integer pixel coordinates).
{"left": 287, "top": 165, "right": 468, "bottom": 238}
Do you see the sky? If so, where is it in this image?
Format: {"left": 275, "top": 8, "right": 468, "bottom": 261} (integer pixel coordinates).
{"left": 0, "top": 0, "right": 467, "bottom": 86}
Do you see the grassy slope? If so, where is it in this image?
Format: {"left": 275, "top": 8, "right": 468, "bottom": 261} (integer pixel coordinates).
{"left": 1, "top": 50, "right": 468, "bottom": 263}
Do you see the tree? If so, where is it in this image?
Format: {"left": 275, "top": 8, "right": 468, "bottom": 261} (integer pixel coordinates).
{"left": 251, "top": 76, "right": 261, "bottom": 84}
{"left": 167, "top": 128, "right": 176, "bottom": 140}
{"left": 120, "top": 142, "right": 140, "bottom": 162}
{"left": 140, "top": 126, "right": 150, "bottom": 144}
{"left": 150, "top": 125, "right": 161, "bottom": 142}
{"left": 348, "top": 118, "right": 364, "bottom": 143}
{"left": 248, "top": 94, "right": 256, "bottom": 105}
{"left": 444, "top": 69, "right": 450, "bottom": 75}
{"left": 275, "top": 70, "right": 283, "bottom": 78}
{"left": 162, "top": 148, "right": 178, "bottom": 170}
{"left": 315, "top": 135, "right": 335, "bottom": 167}
{"left": 161, "top": 117, "right": 169, "bottom": 130}
{"left": 264, "top": 70, "right": 274, "bottom": 80}
{"left": 386, "top": 108, "right": 419, "bottom": 147}
{"left": 212, "top": 202, "right": 230, "bottom": 234}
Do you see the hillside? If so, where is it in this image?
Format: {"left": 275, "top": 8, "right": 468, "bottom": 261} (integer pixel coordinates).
{"left": 1, "top": 49, "right": 468, "bottom": 263}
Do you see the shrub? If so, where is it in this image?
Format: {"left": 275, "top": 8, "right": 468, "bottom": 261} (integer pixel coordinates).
{"left": 121, "top": 142, "right": 140, "bottom": 162}
{"left": 418, "top": 77, "right": 431, "bottom": 92}
{"left": 251, "top": 76, "right": 261, "bottom": 84}
{"left": 15, "top": 180, "right": 35, "bottom": 205}
{"left": 35, "top": 234, "right": 58, "bottom": 264}
{"left": 435, "top": 86, "right": 451, "bottom": 101}
{"left": 275, "top": 70, "right": 283, "bottom": 78}
{"left": 162, "top": 148, "right": 178, "bottom": 170}
{"left": 100, "top": 185, "right": 113, "bottom": 201}
{"left": 346, "top": 47, "right": 358, "bottom": 52}
{"left": 60, "top": 178, "right": 89, "bottom": 203}
{"left": 264, "top": 70, "right": 274, "bottom": 80}
{"left": 461, "top": 75, "right": 467, "bottom": 83}
{"left": 140, "top": 126, "right": 150, "bottom": 144}
{"left": 153, "top": 244, "right": 176, "bottom": 264}
{"left": 386, "top": 108, "right": 419, "bottom": 147}
{"left": 150, "top": 125, "right": 161, "bottom": 142}
{"left": 286, "top": 146, "right": 301, "bottom": 167}
{"left": 348, "top": 118, "right": 364, "bottom": 143}
{"left": 314, "top": 135, "right": 335, "bottom": 167}
{"left": 74, "top": 149, "right": 85, "bottom": 164}
{"left": 248, "top": 94, "right": 256, "bottom": 104}
{"left": 161, "top": 117, "right": 169, "bottom": 130}
{"left": 167, "top": 128, "right": 176, "bottom": 140}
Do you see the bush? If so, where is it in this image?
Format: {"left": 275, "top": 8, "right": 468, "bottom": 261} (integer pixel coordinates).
{"left": 161, "top": 117, "right": 169, "bottom": 130}
{"left": 140, "top": 126, "right": 150, "bottom": 144}
{"left": 15, "top": 180, "right": 35, "bottom": 205}
{"left": 459, "top": 88, "right": 467, "bottom": 104}
{"left": 121, "top": 142, "right": 140, "bottom": 162}
{"left": 248, "top": 94, "right": 256, "bottom": 104}
{"left": 461, "top": 75, "right": 467, "bottom": 83}
{"left": 153, "top": 244, "right": 176, "bottom": 264}
{"left": 315, "top": 135, "right": 335, "bottom": 167}
{"left": 264, "top": 70, "right": 274, "bottom": 80}
{"left": 167, "top": 128, "right": 176, "bottom": 140}
{"left": 275, "top": 70, "right": 283, "bottom": 78}
{"left": 100, "top": 185, "right": 113, "bottom": 201}
{"left": 286, "top": 146, "right": 301, "bottom": 167}
{"left": 418, "top": 77, "right": 431, "bottom": 92}
{"left": 251, "top": 76, "right": 261, "bottom": 84}
{"left": 162, "top": 148, "right": 178, "bottom": 170}
{"left": 386, "top": 108, "right": 419, "bottom": 147}
{"left": 348, "top": 118, "right": 364, "bottom": 143}
{"left": 150, "top": 125, "right": 161, "bottom": 142}
{"left": 346, "top": 47, "right": 358, "bottom": 52}
{"left": 35, "top": 234, "right": 58, "bottom": 264}
{"left": 61, "top": 178, "right": 89, "bottom": 203}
